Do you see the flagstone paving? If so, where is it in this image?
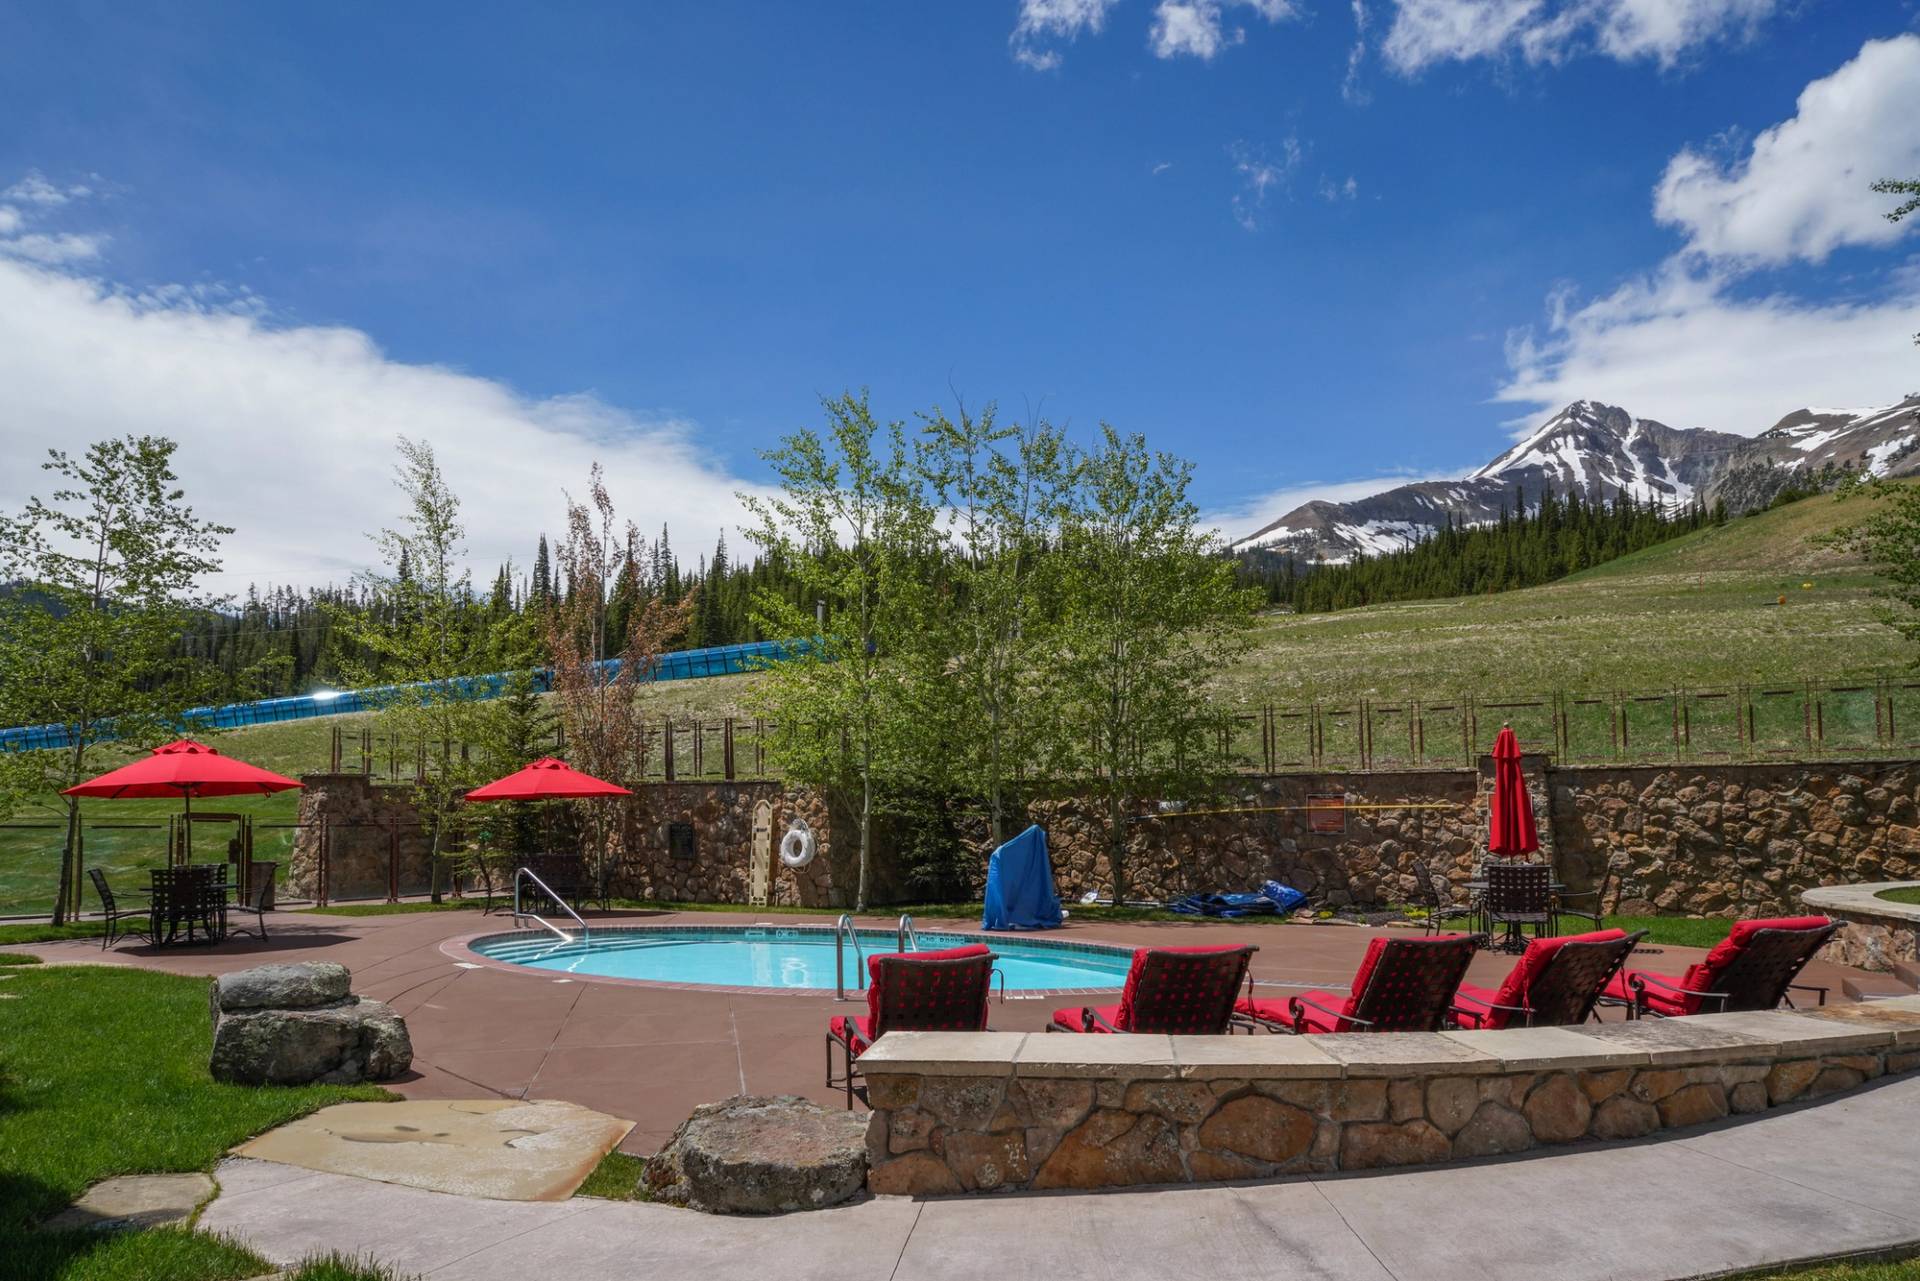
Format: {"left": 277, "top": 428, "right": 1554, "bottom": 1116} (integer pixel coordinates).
{"left": 198, "top": 1074, "right": 1920, "bottom": 1281}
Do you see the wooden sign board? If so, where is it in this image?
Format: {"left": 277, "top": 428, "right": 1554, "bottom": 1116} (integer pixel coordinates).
{"left": 749, "top": 800, "right": 773, "bottom": 906}
{"left": 1306, "top": 793, "right": 1348, "bottom": 835}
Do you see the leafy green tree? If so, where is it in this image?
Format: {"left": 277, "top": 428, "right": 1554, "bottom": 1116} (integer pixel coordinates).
{"left": 742, "top": 391, "right": 946, "bottom": 910}
{"left": 542, "top": 465, "right": 692, "bottom": 904}
{"left": 1051, "top": 426, "right": 1259, "bottom": 905}
{"left": 1825, "top": 473, "right": 1920, "bottom": 648}
{"left": 329, "top": 438, "right": 532, "bottom": 903}
{"left": 918, "top": 401, "right": 1074, "bottom": 846}
{"left": 1875, "top": 177, "right": 1920, "bottom": 345}
{"left": 0, "top": 437, "right": 229, "bottom": 923}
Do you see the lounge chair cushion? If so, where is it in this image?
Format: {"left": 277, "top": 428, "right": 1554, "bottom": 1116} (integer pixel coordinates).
{"left": 828, "top": 1014, "right": 875, "bottom": 1053}
{"left": 1051, "top": 1003, "right": 1124, "bottom": 1033}
{"left": 1451, "top": 981, "right": 1503, "bottom": 1028}
{"left": 1234, "top": 991, "right": 1346, "bottom": 1034}
{"left": 1116, "top": 944, "right": 1250, "bottom": 1033}
{"left": 1480, "top": 928, "right": 1629, "bottom": 1029}
{"left": 865, "top": 943, "right": 993, "bottom": 1030}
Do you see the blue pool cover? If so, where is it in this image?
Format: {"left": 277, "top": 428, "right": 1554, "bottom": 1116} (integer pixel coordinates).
{"left": 980, "top": 824, "right": 1064, "bottom": 931}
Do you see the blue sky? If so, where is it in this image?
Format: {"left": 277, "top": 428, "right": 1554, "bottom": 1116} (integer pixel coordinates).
{"left": 2, "top": 1, "right": 1918, "bottom": 587}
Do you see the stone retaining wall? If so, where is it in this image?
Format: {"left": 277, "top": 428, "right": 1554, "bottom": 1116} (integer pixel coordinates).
{"left": 1803, "top": 883, "right": 1920, "bottom": 973}
{"left": 296, "top": 757, "right": 1920, "bottom": 918}
{"left": 857, "top": 999, "right": 1920, "bottom": 1194}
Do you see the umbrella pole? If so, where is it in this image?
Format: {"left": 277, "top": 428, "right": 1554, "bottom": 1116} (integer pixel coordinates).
{"left": 182, "top": 790, "right": 193, "bottom": 866}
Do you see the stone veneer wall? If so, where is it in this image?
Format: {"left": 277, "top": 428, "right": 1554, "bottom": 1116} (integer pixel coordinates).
{"left": 857, "top": 999, "right": 1920, "bottom": 1195}
{"left": 294, "top": 757, "right": 1920, "bottom": 917}
{"left": 1803, "top": 883, "right": 1920, "bottom": 973}
{"left": 608, "top": 783, "right": 844, "bottom": 907}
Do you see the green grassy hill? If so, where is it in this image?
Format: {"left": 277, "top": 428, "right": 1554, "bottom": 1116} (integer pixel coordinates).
{"left": 3, "top": 489, "right": 1908, "bottom": 916}
{"left": 1208, "top": 488, "right": 1902, "bottom": 708}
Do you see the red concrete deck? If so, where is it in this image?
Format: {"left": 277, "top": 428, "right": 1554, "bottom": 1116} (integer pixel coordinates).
{"left": 16, "top": 907, "right": 1900, "bottom": 1153}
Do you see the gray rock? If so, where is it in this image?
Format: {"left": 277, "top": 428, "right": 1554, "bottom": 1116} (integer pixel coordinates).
{"left": 212, "top": 962, "right": 352, "bottom": 1014}
{"left": 210, "top": 997, "right": 412, "bottom": 1085}
{"left": 645, "top": 1095, "right": 870, "bottom": 1214}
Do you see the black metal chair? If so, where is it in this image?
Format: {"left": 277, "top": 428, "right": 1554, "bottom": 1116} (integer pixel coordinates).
{"left": 1415, "top": 863, "right": 1479, "bottom": 936}
{"left": 87, "top": 868, "right": 152, "bottom": 950}
{"left": 1483, "top": 861, "right": 1552, "bottom": 954}
{"left": 228, "top": 873, "right": 272, "bottom": 941}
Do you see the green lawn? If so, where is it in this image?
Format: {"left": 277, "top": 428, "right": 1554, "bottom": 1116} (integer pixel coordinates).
{"left": 1752, "top": 1255, "right": 1920, "bottom": 1280}
{"left": 1878, "top": 886, "right": 1920, "bottom": 906}
{"left": 1, "top": 965, "right": 395, "bottom": 1281}
{"left": 574, "top": 1151, "right": 650, "bottom": 1201}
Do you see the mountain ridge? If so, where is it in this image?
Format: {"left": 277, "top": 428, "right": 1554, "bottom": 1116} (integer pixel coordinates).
{"left": 1232, "top": 395, "right": 1920, "bottom": 562}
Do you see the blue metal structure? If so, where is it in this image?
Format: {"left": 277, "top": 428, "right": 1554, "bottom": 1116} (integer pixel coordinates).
{"left": 0, "top": 637, "right": 804, "bottom": 754}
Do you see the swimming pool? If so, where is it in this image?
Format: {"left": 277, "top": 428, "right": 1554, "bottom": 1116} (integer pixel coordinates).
{"left": 464, "top": 925, "right": 1133, "bottom": 992}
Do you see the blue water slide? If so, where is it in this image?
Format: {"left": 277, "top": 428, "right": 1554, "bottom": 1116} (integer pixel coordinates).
{"left": 0, "top": 636, "right": 808, "bottom": 753}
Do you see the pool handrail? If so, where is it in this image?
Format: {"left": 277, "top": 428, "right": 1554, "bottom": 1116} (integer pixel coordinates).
{"left": 897, "top": 913, "right": 919, "bottom": 954}
{"left": 514, "top": 866, "right": 589, "bottom": 945}
{"left": 834, "top": 913, "right": 865, "bottom": 1001}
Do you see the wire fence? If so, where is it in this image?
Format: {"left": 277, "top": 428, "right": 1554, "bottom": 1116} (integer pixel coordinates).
{"left": 319, "top": 675, "right": 1920, "bottom": 786}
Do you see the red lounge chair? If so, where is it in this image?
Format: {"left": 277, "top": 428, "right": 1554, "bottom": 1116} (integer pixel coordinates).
{"left": 1238, "top": 935, "right": 1479, "bottom": 1034}
{"left": 1451, "top": 928, "right": 1644, "bottom": 1029}
{"left": 825, "top": 943, "right": 997, "bottom": 1106}
{"left": 1601, "top": 916, "right": 1837, "bottom": 1019}
{"left": 1048, "top": 944, "right": 1257, "bottom": 1034}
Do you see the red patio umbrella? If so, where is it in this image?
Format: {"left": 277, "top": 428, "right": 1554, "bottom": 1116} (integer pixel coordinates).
{"left": 464, "top": 757, "right": 632, "bottom": 801}
{"left": 1487, "top": 724, "right": 1539, "bottom": 858}
{"left": 63, "top": 739, "right": 303, "bottom": 864}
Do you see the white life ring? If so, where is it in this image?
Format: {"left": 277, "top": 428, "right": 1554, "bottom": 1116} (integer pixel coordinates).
{"left": 779, "top": 821, "right": 817, "bottom": 869}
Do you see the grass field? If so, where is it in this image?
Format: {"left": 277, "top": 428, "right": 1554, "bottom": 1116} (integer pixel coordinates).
{"left": 3, "top": 491, "right": 1910, "bottom": 917}
{"left": 1, "top": 965, "right": 394, "bottom": 1280}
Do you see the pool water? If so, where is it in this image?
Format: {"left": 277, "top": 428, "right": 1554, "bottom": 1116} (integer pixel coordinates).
{"left": 469, "top": 926, "right": 1132, "bottom": 991}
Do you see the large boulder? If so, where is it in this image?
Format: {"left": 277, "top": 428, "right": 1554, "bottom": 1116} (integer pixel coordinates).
{"left": 644, "top": 1095, "right": 869, "bottom": 1214}
{"left": 209, "top": 963, "right": 411, "bottom": 1086}
{"left": 211, "top": 962, "right": 351, "bottom": 1014}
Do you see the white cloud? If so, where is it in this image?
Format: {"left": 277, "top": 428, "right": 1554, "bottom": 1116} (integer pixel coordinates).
{"left": 1498, "top": 258, "right": 1920, "bottom": 435}
{"left": 1653, "top": 34, "right": 1920, "bottom": 267}
{"left": 1230, "top": 136, "right": 1302, "bottom": 230}
{"left": 1148, "top": 0, "right": 1299, "bottom": 61}
{"left": 0, "top": 231, "right": 108, "bottom": 265}
{"left": 1205, "top": 469, "right": 1470, "bottom": 541}
{"left": 3, "top": 171, "right": 92, "bottom": 206}
{"left": 1343, "top": 0, "right": 1374, "bottom": 102}
{"left": 1496, "top": 36, "right": 1920, "bottom": 438}
{"left": 1381, "top": 0, "right": 1778, "bottom": 75}
{"left": 0, "top": 193, "right": 763, "bottom": 597}
{"left": 1151, "top": 160, "right": 1174, "bottom": 175}
{"left": 1318, "top": 174, "right": 1360, "bottom": 201}
{"left": 1010, "top": 0, "right": 1122, "bottom": 69}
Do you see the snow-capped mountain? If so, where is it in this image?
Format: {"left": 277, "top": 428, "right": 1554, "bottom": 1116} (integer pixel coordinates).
{"left": 1231, "top": 395, "right": 1920, "bottom": 562}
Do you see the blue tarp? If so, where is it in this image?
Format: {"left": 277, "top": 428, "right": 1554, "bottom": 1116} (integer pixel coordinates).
{"left": 980, "top": 825, "right": 1064, "bottom": 931}
{"left": 1166, "top": 880, "right": 1309, "bottom": 918}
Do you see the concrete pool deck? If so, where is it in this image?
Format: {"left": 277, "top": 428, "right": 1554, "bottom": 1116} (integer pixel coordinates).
{"left": 201, "top": 1073, "right": 1920, "bottom": 1281}
{"left": 15, "top": 905, "right": 1913, "bottom": 1152}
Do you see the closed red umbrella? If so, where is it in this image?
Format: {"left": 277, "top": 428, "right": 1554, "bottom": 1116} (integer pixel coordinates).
{"left": 1487, "top": 725, "right": 1539, "bottom": 858}
{"left": 63, "top": 739, "right": 302, "bottom": 864}
{"left": 465, "top": 757, "right": 632, "bottom": 801}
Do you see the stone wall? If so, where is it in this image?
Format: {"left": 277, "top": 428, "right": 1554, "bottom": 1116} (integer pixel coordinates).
{"left": 1550, "top": 760, "right": 1920, "bottom": 917}
{"left": 609, "top": 783, "right": 844, "bottom": 908}
{"left": 858, "top": 1001, "right": 1920, "bottom": 1195}
{"left": 1803, "top": 883, "right": 1920, "bottom": 973}
{"left": 293, "top": 756, "right": 1920, "bottom": 918}
{"left": 988, "top": 767, "right": 1500, "bottom": 908}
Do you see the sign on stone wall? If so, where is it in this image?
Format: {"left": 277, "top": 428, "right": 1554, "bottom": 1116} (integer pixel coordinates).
{"left": 749, "top": 800, "right": 773, "bottom": 906}
{"left": 1306, "top": 793, "right": 1348, "bottom": 835}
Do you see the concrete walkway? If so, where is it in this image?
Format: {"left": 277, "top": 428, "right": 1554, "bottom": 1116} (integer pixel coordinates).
{"left": 203, "top": 1074, "right": 1920, "bottom": 1281}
